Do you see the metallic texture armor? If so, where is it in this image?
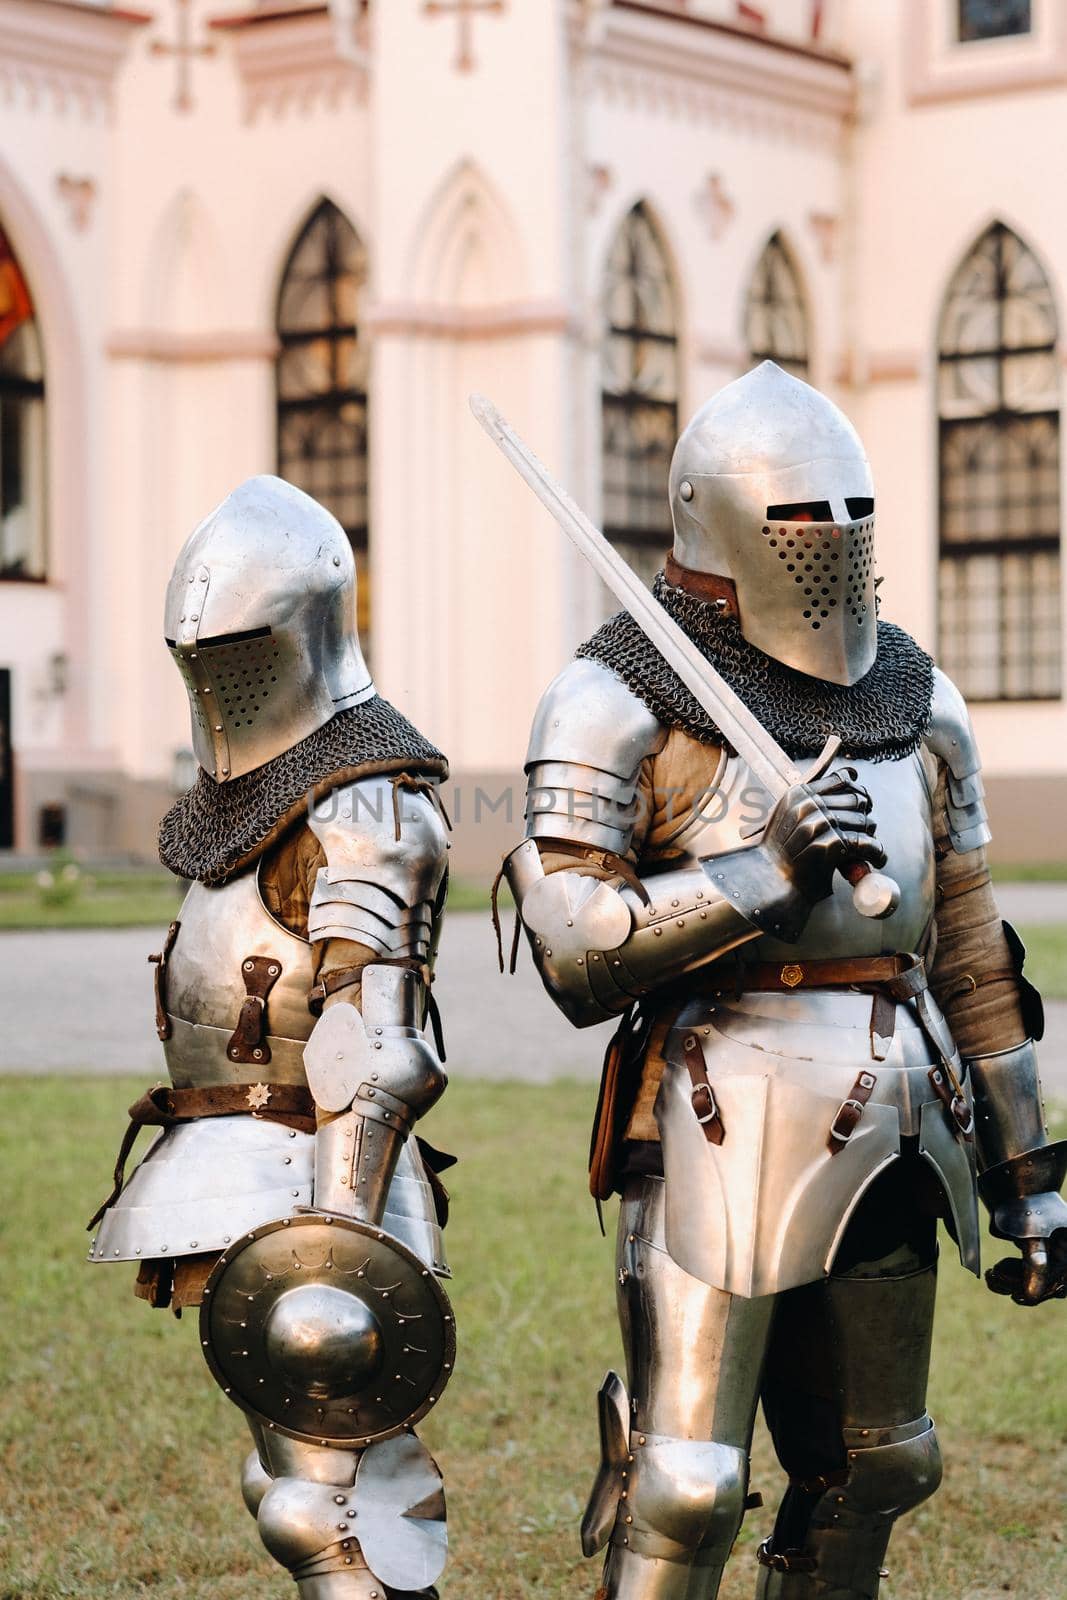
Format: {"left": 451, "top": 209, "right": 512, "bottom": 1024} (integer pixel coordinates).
{"left": 308, "top": 777, "right": 447, "bottom": 960}
{"left": 508, "top": 366, "right": 1064, "bottom": 1597}
{"left": 668, "top": 362, "right": 877, "bottom": 686}
{"left": 924, "top": 668, "right": 991, "bottom": 853}
{"left": 583, "top": 1178, "right": 944, "bottom": 1600}
{"left": 200, "top": 1213, "right": 455, "bottom": 1448}
{"left": 656, "top": 992, "right": 978, "bottom": 1298}
{"left": 92, "top": 474, "right": 452, "bottom": 1599}
{"left": 525, "top": 658, "right": 666, "bottom": 851}
{"left": 164, "top": 475, "right": 373, "bottom": 782}
{"left": 89, "top": 1129, "right": 445, "bottom": 1277}
{"left": 968, "top": 1039, "right": 1067, "bottom": 1270}
{"left": 505, "top": 837, "right": 755, "bottom": 1027}
{"left": 242, "top": 1428, "right": 446, "bottom": 1595}
{"left": 307, "top": 967, "right": 447, "bottom": 1225}
{"left": 507, "top": 657, "right": 941, "bottom": 1030}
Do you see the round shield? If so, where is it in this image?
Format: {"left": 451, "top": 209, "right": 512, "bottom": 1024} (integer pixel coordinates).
{"left": 199, "top": 1213, "right": 455, "bottom": 1447}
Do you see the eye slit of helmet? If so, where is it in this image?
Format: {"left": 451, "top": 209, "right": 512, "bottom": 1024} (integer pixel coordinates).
{"left": 765, "top": 501, "right": 834, "bottom": 523}
{"left": 164, "top": 638, "right": 177, "bottom": 648}
{"left": 845, "top": 497, "right": 875, "bottom": 517}
{"left": 195, "top": 625, "right": 273, "bottom": 649}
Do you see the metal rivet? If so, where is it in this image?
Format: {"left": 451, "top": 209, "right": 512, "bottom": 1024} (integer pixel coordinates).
{"left": 679, "top": 479, "right": 694, "bottom": 502}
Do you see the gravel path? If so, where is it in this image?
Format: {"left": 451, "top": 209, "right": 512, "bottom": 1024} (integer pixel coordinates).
{"left": 0, "top": 913, "right": 612, "bottom": 1082}
{"left": 1, "top": 891, "right": 1064, "bottom": 1092}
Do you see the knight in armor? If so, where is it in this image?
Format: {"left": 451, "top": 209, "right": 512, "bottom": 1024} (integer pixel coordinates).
{"left": 88, "top": 475, "right": 455, "bottom": 1600}
{"left": 500, "top": 363, "right": 1066, "bottom": 1598}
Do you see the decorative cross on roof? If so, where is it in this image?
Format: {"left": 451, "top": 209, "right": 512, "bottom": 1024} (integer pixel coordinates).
{"left": 150, "top": 0, "right": 216, "bottom": 113}
{"left": 423, "top": 0, "right": 505, "bottom": 73}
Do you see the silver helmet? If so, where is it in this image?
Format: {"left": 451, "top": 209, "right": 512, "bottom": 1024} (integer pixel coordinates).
{"left": 669, "top": 361, "right": 877, "bottom": 685}
{"left": 164, "top": 475, "right": 374, "bottom": 782}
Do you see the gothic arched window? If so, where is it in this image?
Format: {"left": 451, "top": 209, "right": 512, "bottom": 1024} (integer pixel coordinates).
{"left": 744, "top": 232, "right": 809, "bottom": 379}
{"left": 938, "top": 222, "right": 1060, "bottom": 700}
{"left": 0, "top": 223, "right": 46, "bottom": 581}
{"left": 276, "top": 200, "right": 371, "bottom": 646}
{"left": 601, "top": 202, "right": 680, "bottom": 586}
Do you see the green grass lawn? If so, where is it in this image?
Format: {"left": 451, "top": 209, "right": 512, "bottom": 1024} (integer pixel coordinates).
{"left": 1, "top": 1078, "right": 1064, "bottom": 1599}
{"left": 0, "top": 868, "right": 183, "bottom": 929}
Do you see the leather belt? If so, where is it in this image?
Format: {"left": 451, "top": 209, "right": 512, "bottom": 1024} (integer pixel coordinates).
{"left": 691, "top": 950, "right": 974, "bottom": 1150}
{"left": 728, "top": 954, "right": 924, "bottom": 994}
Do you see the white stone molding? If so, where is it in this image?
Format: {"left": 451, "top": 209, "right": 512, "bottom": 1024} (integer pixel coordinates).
{"left": 573, "top": 0, "right": 855, "bottom": 150}
{"left": 107, "top": 329, "right": 279, "bottom": 362}
{"left": 0, "top": 0, "right": 149, "bottom": 120}
{"left": 209, "top": 2, "right": 368, "bottom": 120}
{"left": 834, "top": 348, "right": 924, "bottom": 386}
{"left": 366, "top": 299, "right": 576, "bottom": 342}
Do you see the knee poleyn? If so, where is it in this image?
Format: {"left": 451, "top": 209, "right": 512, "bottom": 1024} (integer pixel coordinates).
{"left": 241, "top": 1448, "right": 272, "bottom": 1518}
{"left": 257, "top": 1475, "right": 362, "bottom": 1572}
{"left": 614, "top": 1432, "right": 748, "bottom": 1564}
{"left": 820, "top": 1417, "right": 942, "bottom": 1527}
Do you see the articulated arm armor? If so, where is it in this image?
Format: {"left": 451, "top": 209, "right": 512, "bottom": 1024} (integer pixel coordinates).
{"left": 928, "top": 670, "right": 1067, "bottom": 1304}
{"left": 504, "top": 661, "right": 757, "bottom": 1027}
{"left": 506, "top": 660, "right": 883, "bottom": 1027}
{"left": 304, "top": 776, "right": 448, "bottom": 1224}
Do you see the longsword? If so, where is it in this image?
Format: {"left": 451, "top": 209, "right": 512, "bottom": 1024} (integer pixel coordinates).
{"left": 470, "top": 392, "right": 900, "bottom": 921}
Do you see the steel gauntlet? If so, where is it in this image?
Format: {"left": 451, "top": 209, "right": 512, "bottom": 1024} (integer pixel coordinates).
{"left": 304, "top": 963, "right": 447, "bottom": 1225}
{"left": 968, "top": 1039, "right": 1067, "bottom": 1303}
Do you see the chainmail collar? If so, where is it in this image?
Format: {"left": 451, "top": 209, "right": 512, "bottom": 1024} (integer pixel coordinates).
{"left": 576, "top": 572, "right": 934, "bottom": 764}
{"left": 159, "top": 697, "right": 448, "bottom": 886}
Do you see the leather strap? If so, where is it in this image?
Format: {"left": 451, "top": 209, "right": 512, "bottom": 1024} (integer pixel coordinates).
{"left": 940, "top": 966, "right": 1016, "bottom": 1005}
{"left": 681, "top": 1030, "right": 725, "bottom": 1145}
{"left": 664, "top": 554, "right": 740, "bottom": 618}
{"left": 730, "top": 954, "right": 924, "bottom": 993}
{"left": 87, "top": 1081, "right": 315, "bottom": 1232}
{"left": 226, "top": 955, "right": 282, "bottom": 1065}
{"left": 870, "top": 991, "right": 896, "bottom": 1060}
{"left": 828, "top": 1069, "right": 878, "bottom": 1154}
{"left": 147, "top": 919, "right": 181, "bottom": 1042}
{"left": 308, "top": 966, "right": 363, "bottom": 1016}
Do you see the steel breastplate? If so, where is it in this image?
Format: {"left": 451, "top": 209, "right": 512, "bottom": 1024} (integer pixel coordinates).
{"left": 650, "top": 747, "right": 937, "bottom": 961}
{"left": 162, "top": 867, "right": 315, "bottom": 1089}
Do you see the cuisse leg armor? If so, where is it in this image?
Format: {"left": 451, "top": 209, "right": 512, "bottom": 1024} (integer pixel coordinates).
{"left": 587, "top": 1178, "right": 773, "bottom": 1600}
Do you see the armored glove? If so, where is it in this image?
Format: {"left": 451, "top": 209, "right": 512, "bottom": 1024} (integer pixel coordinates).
{"left": 969, "top": 1039, "right": 1067, "bottom": 1306}
{"left": 982, "top": 1151, "right": 1067, "bottom": 1306}
{"left": 705, "top": 766, "right": 886, "bottom": 942}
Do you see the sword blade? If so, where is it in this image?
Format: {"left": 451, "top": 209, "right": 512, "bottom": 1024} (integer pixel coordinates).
{"left": 470, "top": 392, "right": 803, "bottom": 799}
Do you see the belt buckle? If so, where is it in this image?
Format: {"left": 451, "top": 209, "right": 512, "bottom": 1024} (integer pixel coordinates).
{"left": 829, "top": 1098, "right": 864, "bottom": 1144}
{"left": 780, "top": 963, "right": 804, "bottom": 988}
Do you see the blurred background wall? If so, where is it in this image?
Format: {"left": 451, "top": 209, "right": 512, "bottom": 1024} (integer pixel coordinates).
{"left": 0, "top": 0, "right": 1064, "bottom": 876}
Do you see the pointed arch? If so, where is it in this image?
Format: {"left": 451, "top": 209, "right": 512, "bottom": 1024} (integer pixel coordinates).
{"left": 275, "top": 198, "right": 372, "bottom": 649}
{"left": 744, "top": 230, "right": 809, "bottom": 378}
{"left": 0, "top": 218, "right": 46, "bottom": 582}
{"left": 937, "top": 220, "right": 1060, "bottom": 700}
{"left": 143, "top": 188, "right": 229, "bottom": 331}
{"left": 406, "top": 157, "right": 527, "bottom": 308}
{"left": 600, "top": 200, "right": 680, "bottom": 586}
